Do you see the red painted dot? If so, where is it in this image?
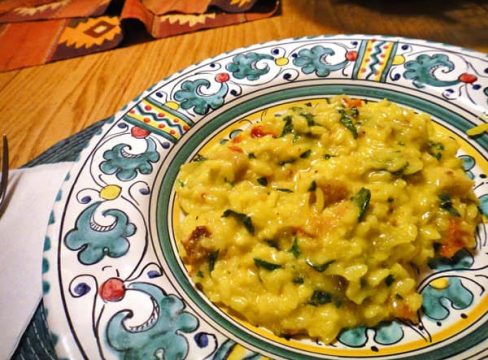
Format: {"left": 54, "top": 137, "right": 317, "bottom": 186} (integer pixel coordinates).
{"left": 346, "top": 51, "right": 357, "bottom": 61}
{"left": 170, "top": 130, "right": 176, "bottom": 135}
{"left": 361, "top": 68, "right": 367, "bottom": 73}
{"left": 174, "top": 119, "right": 179, "bottom": 123}
{"left": 367, "top": 47, "right": 372, "bottom": 52}
{"left": 144, "top": 105, "right": 152, "bottom": 111}
{"left": 99, "top": 278, "right": 125, "bottom": 302}
{"left": 183, "top": 125, "right": 190, "bottom": 131}
{"left": 458, "top": 73, "right": 477, "bottom": 84}
{"left": 143, "top": 118, "right": 150, "bottom": 123}
{"left": 129, "top": 109, "right": 136, "bottom": 114}
{"left": 131, "top": 126, "right": 150, "bottom": 139}
{"left": 158, "top": 124, "right": 166, "bottom": 128}
{"left": 379, "top": 62, "right": 384, "bottom": 66}
{"left": 157, "top": 112, "right": 165, "bottom": 118}
{"left": 374, "top": 70, "right": 379, "bottom": 75}
{"left": 380, "top": 54, "right": 386, "bottom": 58}
{"left": 215, "top": 72, "right": 230, "bottom": 83}
{"left": 383, "top": 45, "right": 389, "bottom": 49}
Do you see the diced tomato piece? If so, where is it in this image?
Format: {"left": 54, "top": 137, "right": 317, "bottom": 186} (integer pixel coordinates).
{"left": 231, "top": 135, "right": 243, "bottom": 143}
{"left": 183, "top": 226, "right": 211, "bottom": 266}
{"left": 228, "top": 145, "right": 243, "bottom": 153}
{"left": 341, "top": 98, "right": 363, "bottom": 108}
{"left": 440, "top": 218, "right": 469, "bottom": 258}
{"left": 251, "top": 125, "right": 276, "bottom": 138}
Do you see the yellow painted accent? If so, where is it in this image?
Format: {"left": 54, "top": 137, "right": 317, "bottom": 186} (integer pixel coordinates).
{"left": 275, "top": 57, "right": 289, "bottom": 66}
{"left": 372, "top": 43, "right": 393, "bottom": 81}
{"left": 393, "top": 55, "right": 406, "bottom": 65}
{"left": 100, "top": 185, "right": 121, "bottom": 200}
{"left": 226, "top": 344, "right": 247, "bottom": 360}
{"left": 165, "top": 101, "right": 180, "bottom": 110}
{"left": 171, "top": 98, "right": 488, "bottom": 357}
{"left": 467, "top": 122, "right": 488, "bottom": 136}
{"left": 430, "top": 278, "right": 449, "bottom": 289}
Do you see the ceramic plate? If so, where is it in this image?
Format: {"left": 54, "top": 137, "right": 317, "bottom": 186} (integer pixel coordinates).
{"left": 43, "top": 35, "right": 488, "bottom": 360}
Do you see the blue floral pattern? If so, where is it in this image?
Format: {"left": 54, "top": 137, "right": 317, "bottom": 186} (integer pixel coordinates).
{"left": 403, "top": 54, "right": 460, "bottom": 88}
{"left": 65, "top": 202, "right": 136, "bottom": 265}
{"left": 293, "top": 45, "right": 348, "bottom": 77}
{"left": 100, "top": 138, "right": 160, "bottom": 181}
{"left": 226, "top": 52, "right": 274, "bottom": 81}
{"left": 174, "top": 79, "right": 228, "bottom": 115}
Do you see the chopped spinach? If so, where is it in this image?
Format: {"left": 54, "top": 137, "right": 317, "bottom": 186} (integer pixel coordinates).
{"left": 306, "top": 259, "right": 335, "bottom": 272}
{"left": 222, "top": 209, "right": 255, "bottom": 234}
{"left": 192, "top": 154, "right": 207, "bottom": 162}
{"left": 265, "top": 239, "right": 280, "bottom": 249}
{"left": 308, "top": 180, "right": 317, "bottom": 192}
{"left": 351, "top": 188, "right": 371, "bottom": 221}
{"left": 289, "top": 237, "right": 301, "bottom": 258}
{"left": 439, "top": 193, "right": 460, "bottom": 217}
{"left": 385, "top": 274, "right": 395, "bottom": 287}
{"left": 278, "top": 158, "right": 296, "bottom": 166}
{"left": 293, "top": 276, "right": 304, "bottom": 284}
{"left": 309, "top": 290, "right": 332, "bottom": 306}
{"left": 324, "top": 154, "right": 336, "bottom": 160}
{"left": 196, "top": 270, "right": 204, "bottom": 278}
{"left": 350, "top": 106, "right": 359, "bottom": 119}
{"left": 276, "top": 188, "right": 293, "bottom": 193}
{"left": 257, "top": 177, "right": 268, "bottom": 186}
{"left": 427, "top": 141, "right": 445, "bottom": 160}
{"left": 254, "top": 258, "right": 282, "bottom": 271}
{"left": 338, "top": 109, "right": 358, "bottom": 139}
{"left": 300, "top": 149, "right": 312, "bottom": 158}
{"left": 248, "top": 152, "right": 256, "bottom": 159}
{"left": 301, "top": 112, "right": 316, "bottom": 126}
{"left": 280, "top": 116, "right": 294, "bottom": 137}
{"left": 208, "top": 250, "right": 219, "bottom": 273}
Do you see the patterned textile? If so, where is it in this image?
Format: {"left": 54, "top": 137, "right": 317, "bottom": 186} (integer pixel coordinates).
{"left": 0, "top": 0, "right": 279, "bottom": 72}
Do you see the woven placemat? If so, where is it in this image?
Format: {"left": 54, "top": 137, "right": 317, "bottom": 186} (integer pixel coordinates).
{"left": 13, "top": 119, "right": 107, "bottom": 360}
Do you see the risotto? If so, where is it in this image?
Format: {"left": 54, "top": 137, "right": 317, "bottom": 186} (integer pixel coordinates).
{"left": 174, "top": 96, "right": 480, "bottom": 343}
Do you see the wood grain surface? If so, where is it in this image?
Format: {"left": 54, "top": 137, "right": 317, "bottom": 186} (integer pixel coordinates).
{"left": 1, "top": 0, "right": 487, "bottom": 168}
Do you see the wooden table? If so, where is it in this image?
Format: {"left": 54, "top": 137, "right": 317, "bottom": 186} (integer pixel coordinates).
{"left": 1, "top": 0, "right": 487, "bottom": 169}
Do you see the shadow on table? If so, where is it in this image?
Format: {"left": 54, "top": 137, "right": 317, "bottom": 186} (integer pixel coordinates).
{"left": 289, "top": 0, "right": 488, "bottom": 50}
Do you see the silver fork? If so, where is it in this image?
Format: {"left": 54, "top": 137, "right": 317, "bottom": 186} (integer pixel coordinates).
{"left": 0, "top": 135, "right": 8, "bottom": 211}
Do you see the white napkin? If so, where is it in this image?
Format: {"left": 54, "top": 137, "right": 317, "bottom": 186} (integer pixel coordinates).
{"left": 0, "top": 162, "right": 73, "bottom": 360}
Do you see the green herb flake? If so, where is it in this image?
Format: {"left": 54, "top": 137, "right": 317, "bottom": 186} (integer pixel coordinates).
{"left": 308, "top": 180, "right": 317, "bottom": 192}
{"left": 293, "top": 276, "right": 304, "bottom": 284}
{"left": 276, "top": 188, "right": 293, "bottom": 193}
{"left": 193, "top": 154, "right": 207, "bottom": 162}
{"left": 387, "top": 197, "right": 394, "bottom": 203}
{"left": 351, "top": 187, "right": 371, "bottom": 221}
{"left": 306, "top": 259, "right": 335, "bottom": 273}
{"left": 350, "top": 106, "right": 359, "bottom": 119}
{"left": 289, "top": 237, "right": 301, "bottom": 258}
{"left": 208, "top": 250, "right": 219, "bottom": 273}
{"left": 300, "top": 149, "right": 312, "bottom": 159}
{"left": 280, "top": 116, "right": 294, "bottom": 137}
{"left": 177, "top": 180, "right": 185, "bottom": 187}
{"left": 222, "top": 209, "right": 255, "bottom": 234}
{"left": 338, "top": 109, "right": 358, "bottom": 139}
{"left": 427, "top": 141, "right": 445, "bottom": 160}
{"left": 254, "top": 258, "right": 282, "bottom": 271}
{"left": 248, "top": 152, "right": 256, "bottom": 159}
{"left": 265, "top": 239, "right": 280, "bottom": 249}
{"left": 385, "top": 274, "right": 395, "bottom": 287}
{"left": 257, "top": 177, "right": 268, "bottom": 186}
{"left": 439, "top": 194, "right": 461, "bottom": 217}
{"left": 309, "top": 290, "right": 332, "bottom": 306}
{"left": 324, "top": 154, "right": 336, "bottom": 160}
{"left": 278, "top": 158, "right": 296, "bottom": 166}
{"left": 305, "top": 102, "right": 313, "bottom": 107}
{"left": 301, "top": 112, "right": 316, "bottom": 126}
{"left": 395, "top": 294, "right": 404, "bottom": 300}
{"left": 196, "top": 270, "right": 204, "bottom": 278}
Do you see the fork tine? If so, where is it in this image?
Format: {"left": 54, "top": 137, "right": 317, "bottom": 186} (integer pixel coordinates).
{"left": 0, "top": 135, "right": 8, "bottom": 204}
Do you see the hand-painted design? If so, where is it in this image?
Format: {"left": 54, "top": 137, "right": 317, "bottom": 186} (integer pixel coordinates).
{"left": 459, "top": 154, "right": 475, "bottom": 180}
{"left": 225, "top": 52, "right": 274, "bottom": 81}
{"left": 65, "top": 202, "right": 136, "bottom": 265}
{"left": 338, "top": 326, "right": 367, "bottom": 347}
{"left": 338, "top": 321, "right": 404, "bottom": 348}
{"left": 428, "top": 249, "right": 474, "bottom": 271}
{"left": 352, "top": 40, "right": 400, "bottom": 82}
{"left": 479, "top": 194, "right": 488, "bottom": 217}
{"left": 100, "top": 138, "right": 160, "bottom": 181}
{"left": 212, "top": 339, "right": 263, "bottom": 360}
{"left": 422, "top": 278, "right": 474, "bottom": 320}
{"left": 174, "top": 79, "right": 229, "bottom": 115}
{"left": 292, "top": 45, "right": 348, "bottom": 77}
{"left": 403, "top": 54, "right": 460, "bottom": 88}
{"left": 106, "top": 282, "right": 198, "bottom": 359}
{"left": 125, "top": 98, "right": 194, "bottom": 142}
